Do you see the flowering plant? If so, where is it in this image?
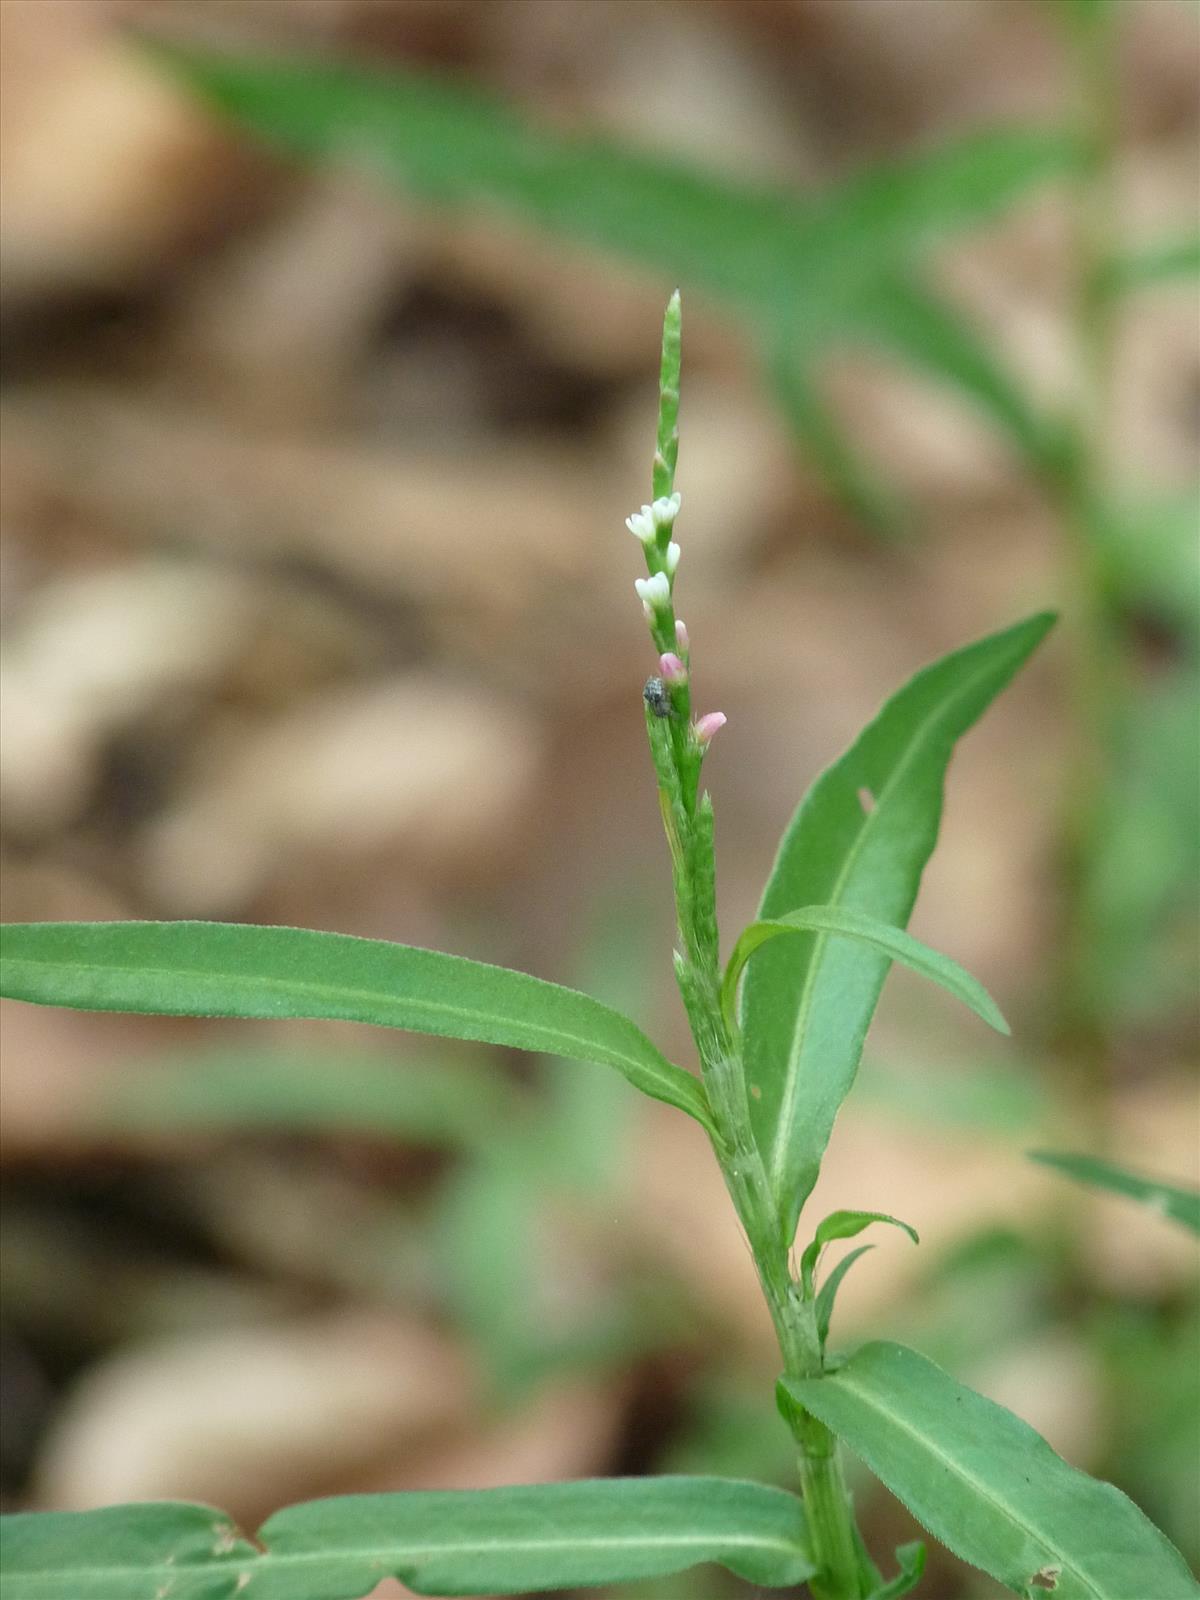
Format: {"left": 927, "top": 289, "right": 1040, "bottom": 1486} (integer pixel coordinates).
{"left": 0, "top": 297, "right": 1195, "bottom": 1600}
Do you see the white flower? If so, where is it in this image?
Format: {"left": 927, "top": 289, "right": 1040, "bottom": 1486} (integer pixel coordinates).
{"left": 664, "top": 541, "right": 681, "bottom": 575}
{"left": 625, "top": 505, "right": 656, "bottom": 543}
{"left": 634, "top": 572, "right": 671, "bottom": 609}
{"left": 651, "top": 493, "right": 682, "bottom": 530}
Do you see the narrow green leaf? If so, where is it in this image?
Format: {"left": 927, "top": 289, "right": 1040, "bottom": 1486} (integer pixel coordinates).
{"left": 815, "top": 1244, "right": 875, "bottom": 1345}
{"left": 139, "top": 38, "right": 1076, "bottom": 516}
{"left": 91, "top": 1044, "right": 523, "bottom": 1150}
{"left": 722, "top": 904, "right": 1009, "bottom": 1038}
{"left": 742, "top": 612, "right": 1055, "bottom": 1237}
{"left": 764, "top": 345, "right": 909, "bottom": 537}
{"left": 1096, "top": 233, "right": 1200, "bottom": 295}
{"left": 850, "top": 274, "right": 1067, "bottom": 476}
{"left": 868, "top": 1541, "right": 926, "bottom": 1600}
{"left": 0, "top": 921, "right": 714, "bottom": 1135}
{"left": 784, "top": 1341, "right": 1200, "bottom": 1600}
{"left": 0, "top": 1477, "right": 818, "bottom": 1598}
{"left": 799, "top": 1209, "right": 919, "bottom": 1299}
{"left": 1029, "top": 1150, "right": 1200, "bottom": 1235}
{"left": 137, "top": 40, "right": 1076, "bottom": 310}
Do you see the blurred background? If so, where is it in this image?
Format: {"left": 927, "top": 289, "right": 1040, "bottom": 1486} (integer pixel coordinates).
{"left": 0, "top": 2, "right": 1197, "bottom": 1596}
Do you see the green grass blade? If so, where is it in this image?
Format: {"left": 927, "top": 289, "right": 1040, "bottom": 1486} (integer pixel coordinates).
{"left": 0, "top": 1477, "right": 817, "bottom": 1598}
{"left": 0, "top": 921, "right": 714, "bottom": 1135}
{"left": 742, "top": 612, "right": 1055, "bottom": 1238}
{"left": 1029, "top": 1150, "right": 1200, "bottom": 1234}
{"left": 723, "top": 904, "right": 1009, "bottom": 1037}
{"left": 784, "top": 1342, "right": 1199, "bottom": 1600}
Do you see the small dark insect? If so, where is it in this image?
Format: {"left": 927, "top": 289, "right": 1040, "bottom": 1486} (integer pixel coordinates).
{"left": 643, "top": 677, "right": 676, "bottom": 719}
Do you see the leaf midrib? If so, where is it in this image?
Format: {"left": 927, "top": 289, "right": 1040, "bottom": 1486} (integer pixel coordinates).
{"left": 3, "top": 951, "right": 658, "bottom": 1081}
{"left": 10, "top": 1525, "right": 807, "bottom": 1583}
{"left": 765, "top": 648, "right": 1016, "bottom": 1205}
{"left": 821, "top": 1361, "right": 1105, "bottom": 1600}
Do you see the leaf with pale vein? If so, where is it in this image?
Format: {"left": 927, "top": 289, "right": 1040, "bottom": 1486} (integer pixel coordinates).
{"left": 0, "top": 1477, "right": 818, "bottom": 1599}
{"left": 0, "top": 921, "right": 714, "bottom": 1134}
{"left": 722, "top": 904, "right": 1008, "bottom": 1037}
{"left": 742, "top": 612, "right": 1055, "bottom": 1238}
{"left": 784, "top": 1342, "right": 1199, "bottom": 1600}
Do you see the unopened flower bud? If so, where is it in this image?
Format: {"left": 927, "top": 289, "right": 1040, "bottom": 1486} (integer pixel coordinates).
{"left": 664, "top": 541, "right": 681, "bottom": 575}
{"left": 658, "top": 651, "right": 687, "bottom": 684}
{"left": 675, "top": 619, "right": 690, "bottom": 653}
{"left": 634, "top": 572, "right": 672, "bottom": 610}
{"left": 694, "top": 711, "right": 727, "bottom": 745}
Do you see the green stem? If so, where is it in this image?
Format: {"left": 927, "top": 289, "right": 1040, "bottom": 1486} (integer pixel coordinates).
{"left": 647, "top": 718, "right": 866, "bottom": 1597}
{"left": 1046, "top": 0, "right": 1123, "bottom": 1115}
{"left": 640, "top": 288, "right": 867, "bottom": 1597}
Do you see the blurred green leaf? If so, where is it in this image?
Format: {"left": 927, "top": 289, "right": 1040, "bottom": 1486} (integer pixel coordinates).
{"left": 900, "top": 1227, "right": 1055, "bottom": 1379}
{"left": 1092, "top": 491, "right": 1200, "bottom": 643}
{"left": 1097, "top": 233, "right": 1200, "bottom": 295}
{"left": 434, "top": 1150, "right": 546, "bottom": 1396}
{"left": 856, "top": 1053, "right": 1047, "bottom": 1134}
{"left": 1029, "top": 1151, "right": 1200, "bottom": 1234}
{"left": 92, "top": 1044, "right": 522, "bottom": 1150}
{"left": 1081, "top": 669, "right": 1200, "bottom": 1024}
{"left": 1093, "top": 1301, "right": 1200, "bottom": 1568}
{"left": 0, "top": 1478, "right": 819, "bottom": 1598}
{"left": 139, "top": 37, "right": 1073, "bottom": 519}
{"left": 741, "top": 612, "right": 1055, "bottom": 1239}
{"left": 1049, "top": 0, "right": 1119, "bottom": 38}
{"left": 765, "top": 345, "right": 907, "bottom": 535}
{"left": 724, "top": 904, "right": 1009, "bottom": 1038}
{"left": 784, "top": 1341, "right": 1199, "bottom": 1600}
{"left": 539, "top": 893, "right": 656, "bottom": 1201}
{"left": 848, "top": 275, "right": 1070, "bottom": 477}
{"left": 0, "top": 920, "right": 715, "bottom": 1133}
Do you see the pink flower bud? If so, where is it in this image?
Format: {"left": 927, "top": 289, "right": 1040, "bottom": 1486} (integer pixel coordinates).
{"left": 658, "top": 652, "right": 687, "bottom": 684}
{"left": 675, "top": 619, "right": 690, "bottom": 652}
{"left": 694, "top": 711, "right": 727, "bottom": 745}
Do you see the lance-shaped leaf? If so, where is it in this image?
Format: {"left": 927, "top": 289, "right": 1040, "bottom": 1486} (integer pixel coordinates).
{"left": 742, "top": 612, "right": 1055, "bottom": 1239}
{"left": 783, "top": 1342, "right": 1199, "bottom": 1600}
{"left": 815, "top": 1244, "right": 875, "bottom": 1346}
{"left": 722, "top": 904, "right": 1008, "bottom": 1037}
{"left": 1029, "top": 1150, "right": 1200, "bottom": 1235}
{"left": 138, "top": 38, "right": 1072, "bottom": 511}
{"left": 0, "top": 921, "right": 714, "bottom": 1135}
{"left": 0, "top": 1477, "right": 818, "bottom": 1599}
{"left": 90, "top": 1044, "right": 524, "bottom": 1150}
{"left": 798, "top": 1209, "right": 919, "bottom": 1299}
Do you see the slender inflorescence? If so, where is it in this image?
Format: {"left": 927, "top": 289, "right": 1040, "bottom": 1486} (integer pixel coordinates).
{"left": 627, "top": 294, "right": 870, "bottom": 1600}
